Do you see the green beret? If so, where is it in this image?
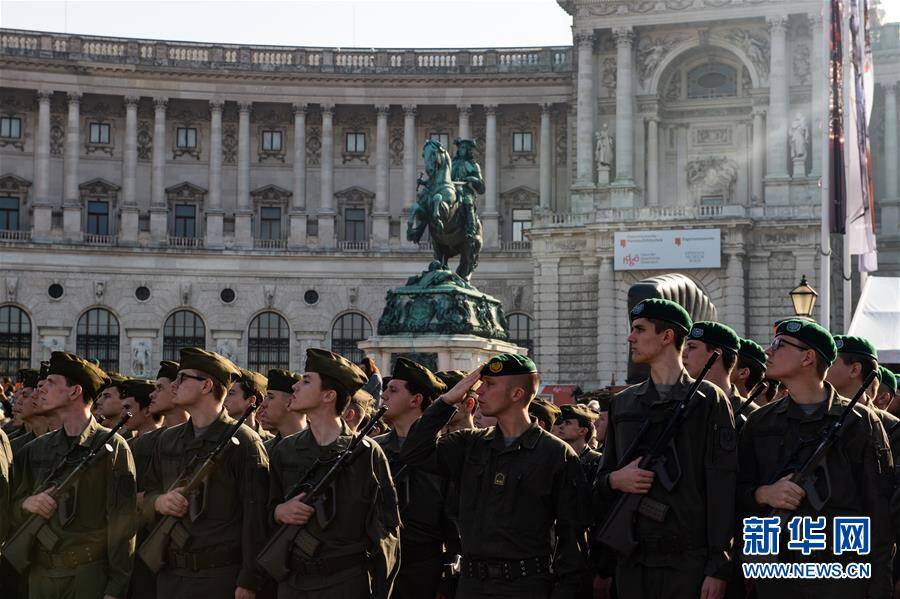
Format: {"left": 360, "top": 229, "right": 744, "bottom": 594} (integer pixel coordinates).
{"left": 878, "top": 366, "right": 896, "bottom": 396}
{"left": 179, "top": 347, "right": 241, "bottom": 388}
{"left": 48, "top": 351, "right": 109, "bottom": 399}
{"left": 738, "top": 338, "right": 767, "bottom": 370}
{"left": 688, "top": 321, "right": 741, "bottom": 354}
{"left": 833, "top": 335, "right": 878, "bottom": 362}
{"left": 392, "top": 358, "right": 447, "bottom": 398}
{"left": 38, "top": 361, "right": 50, "bottom": 381}
{"left": 528, "top": 398, "right": 561, "bottom": 427}
{"left": 237, "top": 368, "right": 268, "bottom": 400}
{"left": 121, "top": 379, "right": 155, "bottom": 407}
{"left": 630, "top": 298, "right": 692, "bottom": 334}
{"left": 267, "top": 369, "right": 301, "bottom": 394}
{"left": 436, "top": 370, "right": 466, "bottom": 388}
{"left": 481, "top": 353, "right": 537, "bottom": 377}
{"left": 304, "top": 348, "right": 368, "bottom": 395}
{"left": 156, "top": 360, "right": 180, "bottom": 381}
{"left": 99, "top": 371, "right": 129, "bottom": 393}
{"left": 560, "top": 403, "right": 599, "bottom": 427}
{"left": 774, "top": 319, "right": 837, "bottom": 364}
{"left": 18, "top": 368, "right": 39, "bottom": 389}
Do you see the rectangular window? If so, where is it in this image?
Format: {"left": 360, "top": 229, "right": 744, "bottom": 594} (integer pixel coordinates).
{"left": 512, "top": 209, "right": 532, "bottom": 242}
{"left": 0, "top": 197, "right": 19, "bottom": 230}
{"left": 176, "top": 127, "right": 198, "bottom": 149}
{"left": 262, "top": 130, "right": 283, "bottom": 152}
{"left": 260, "top": 206, "right": 282, "bottom": 240}
{"left": 344, "top": 207, "right": 366, "bottom": 242}
{"left": 86, "top": 200, "right": 109, "bottom": 235}
{"left": 174, "top": 204, "right": 197, "bottom": 238}
{"left": 428, "top": 132, "right": 450, "bottom": 148}
{"left": 345, "top": 132, "right": 366, "bottom": 154}
{"left": 512, "top": 132, "right": 533, "bottom": 153}
{"left": 89, "top": 122, "right": 111, "bottom": 144}
{"left": 0, "top": 117, "right": 22, "bottom": 139}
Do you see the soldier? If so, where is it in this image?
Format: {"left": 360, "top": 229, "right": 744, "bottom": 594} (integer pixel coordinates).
{"left": 437, "top": 370, "right": 476, "bottom": 433}
{"left": 142, "top": 348, "right": 270, "bottom": 599}
{"left": 148, "top": 360, "right": 189, "bottom": 428}
{"left": 874, "top": 366, "right": 897, "bottom": 413}
{"left": 96, "top": 372, "right": 129, "bottom": 428}
{"left": 737, "top": 320, "right": 893, "bottom": 597}
{"left": 595, "top": 299, "right": 736, "bottom": 599}
{"left": 8, "top": 369, "right": 48, "bottom": 457}
{"left": 4, "top": 369, "right": 36, "bottom": 442}
{"left": 557, "top": 403, "right": 602, "bottom": 474}
{"left": 399, "top": 353, "right": 589, "bottom": 597}
{"left": 269, "top": 348, "right": 400, "bottom": 598}
{"left": 343, "top": 387, "right": 375, "bottom": 433}
{"left": 375, "top": 358, "right": 451, "bottom": 598}
{"left": 528, "top": 396, "right": 561, "bottom": 433}
{"left": 0, "top": 425, "right": 13, "bottom": 596}
{"left": 11, "top": 351, "right": 137, "bottom": 599}
{"left": 123, "top": 379, "right": 163, "bottom": 438}
{"left": 227, "top": 367, "right": 273, "bottom": 442}
{"left": 260, "top": 368, "right": 305, "bottom": 453}
{"left": 731, "top": 338, "right": 767, "bottom": 399}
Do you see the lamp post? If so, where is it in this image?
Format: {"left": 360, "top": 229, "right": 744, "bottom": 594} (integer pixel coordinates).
{"left": 789, "top": 275, "right": 818, "bottom": 319}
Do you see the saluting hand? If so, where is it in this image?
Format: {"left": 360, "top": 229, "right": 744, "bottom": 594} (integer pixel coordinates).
{"left": 274, "top": 492, "right": 315, "bottom": 526}
{"left": 234, "top": 587, "right": 255, "bottom": 599}
{"left": 609, "top": 457, "right": 655, "bottom": 494}
{"left": 155, "top": 486, "right": 189, "bottom": 517}
{"left": 22, "top": 486, "right": 58, "bottom": 519}
{"left": 439, "top": 368, "right": 482, "bottom": 406}
{"left": 755, "top": 475, "right": 805, "bottom": 511}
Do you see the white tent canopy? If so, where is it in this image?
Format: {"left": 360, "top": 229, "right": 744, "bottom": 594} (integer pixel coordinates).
{"left": 848, "top": 276, "right": 900, "bottom": 364}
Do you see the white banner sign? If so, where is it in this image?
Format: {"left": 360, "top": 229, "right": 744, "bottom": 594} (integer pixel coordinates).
{"left": 613, "top": 229, "right": 721, "bottom": 271}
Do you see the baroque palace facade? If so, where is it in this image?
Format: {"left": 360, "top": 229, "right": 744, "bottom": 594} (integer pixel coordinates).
{"left": 0, "top": 0, "right": 898, "bottom": 387}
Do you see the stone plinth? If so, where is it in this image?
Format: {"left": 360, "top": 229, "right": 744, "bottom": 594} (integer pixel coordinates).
{"left": 359, "top": 333, "right": 525, "bottom": 373}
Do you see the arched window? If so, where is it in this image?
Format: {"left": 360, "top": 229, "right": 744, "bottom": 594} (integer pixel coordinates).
{"left": 330, "top": 312, "right": 372, "bottom": 364}
{"left": 0, "top": 305, "right": 31, "bottom": 377}
{"left": 507, "top": 313, "right": 534, "bottom": 357}
{"left": 163, "top": 310, "right": 205, "bottom": 361}
{"left": 248, "top": 311, "right": 290, "bottom": 373}
{"left": 76, "top": 308, "right": 120, "bottom": 372}
{"left": 687, "top": 62, "right": 738, "bottom": 99}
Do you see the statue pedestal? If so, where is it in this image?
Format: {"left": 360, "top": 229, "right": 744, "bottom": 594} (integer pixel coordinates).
{"left": 792, "top": 157, "right": 806, "bottom": 179}
{"left": 359, "top": 334, "right": 526, "bottom": 373}
{"left": 597, "top": 165, "right": 610, "bottom": 186}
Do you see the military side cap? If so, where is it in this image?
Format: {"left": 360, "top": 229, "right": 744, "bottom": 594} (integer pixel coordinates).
{"left": 179, "top": 347, "right": 241, "bottom": 388}
{"left": 560, "top": 403, "right": 599, "bottom": 427}
{"left": 157, "top": 360, "right": 180, "bottom": 381}
{"left": 833, "top": 335, "right": 878, "bottom": 362}
{"left": 48, "top": 351, "right": 109, "bottom": 398}
{"left": 305, "top": 348, "right": 368, "bottom": 395}
{"left": 436, "top": 370, "right": 466, "bottom": 388}
{"left": 392, "top": 357, "right": 447, "bottom": 397}
{"left": 100, "top": 371, "right": 129, "bottom": 393}
{"left": 774, "top": 319, "right": 837, "bottom": 364}
{"left": 528, "top": 398, "right": 561, "bottom": 427}
{"left": 351, "top": 388, "right": 375, "bottom": 416}
{"left": 267, "top": 369, "right": 301, "bottom": 394}
{"left": 738, "top": 338, "right": 767, "bottom": 370}
{"left": 688, "top": 321, "right": 741, "bottom": 354}
{"left": 238, "top": 368, "right": 268, "bottom": 399}
{"left": 877, "top": 366, "right": 896, "bottom": 396}
{"left": 38, "top": 361, "right": 50, "bottom": 381}
{"left": 481, "top": 353, "right": 537, "bottom": 377}
{"left": 630, "top": 298, "right": 692, "bottom": 334}
{"left": 121, "top": 379, "right": 155, "bottom": 404}
{"left": 18, "top": 368, "right": 40, "bottom": 389}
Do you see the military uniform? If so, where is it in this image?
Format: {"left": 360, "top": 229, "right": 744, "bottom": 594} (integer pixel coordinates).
{"left": 0, "top": 427, "right": 11, "bottom": 544}
{"left": 263, "top": 432, "right": 283, "bottom": 454}
{"left": 127, "top": 426, "right": 165, "bottom": 599}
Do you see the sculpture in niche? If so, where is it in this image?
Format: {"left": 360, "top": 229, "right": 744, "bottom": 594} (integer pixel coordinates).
{"left": 137, "top": 121, "right": 152, "bottom": 160}
{"left": 131, "top": 339, "right": 152, "bottom": 376}
{"left": 41, "top": 336, "right": 65, "bottom": 355}
{"left": 594, "top": 124, "right": 614, "bottom": 167}
{"left": 180, "top": 283, "right": 192, "bottom": 305}
{"left": 601, "top": 57, "right": 617, "bottom": 92}
{"left": 216, "top": 339, "right": 238, "bottom": 363}
{"left": 94, "top": 281, "right": 105, "bottom": 299}
{"left": 793, "top": 43, "right": 811, "bottom": 86}
{"left": 686, "top": 156, "right": 739, "bottom": 199}
{"left": 49, "top": 116, "right": 64, "bottom": 156}
{"left": 724, "top": 28, "right": 770, "bottom": 79}
{"left": 789, "top": 114, "right": 809, "bottom": 160}
{"left": 5, "top": 277, "right": 18, "bottom": 302}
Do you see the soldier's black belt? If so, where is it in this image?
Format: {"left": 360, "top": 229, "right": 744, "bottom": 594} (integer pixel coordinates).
{"left": 166, "top": 545, "right": 242, "bottom": 571}
{"left": 289, "top": 551, "right": 367, "bottom": 577}
{"left": 34, "top": 541, "right": 106, "bottom": 570}
{"left": 638, "top": 534, "right": 703, "bottom": 555}
{"left": 461, "top": 555, "right": 551, "bottom": 581}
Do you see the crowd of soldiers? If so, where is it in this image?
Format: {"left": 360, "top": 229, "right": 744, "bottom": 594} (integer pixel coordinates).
{"left": 0, "top": 296, "right": 898, "bottom": 599}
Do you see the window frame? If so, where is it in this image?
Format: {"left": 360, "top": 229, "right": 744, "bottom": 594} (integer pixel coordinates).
{"left": 507, "top": 312, "right": 534, "bottom": 357}
{"left": 162, "top": 310, "right": 206, "bottom": 361}
{"left": 262, "top": 130, "right": 283, "bottom": 152}
{"left": 0, "top": 196, "right": 19, "bottom": 231}
{"left": 0, "top": 116, "right": 22, "bottom": 139}
{"left": 428, "top": 132, "right": 450, "bottom": 149}
{"left": 86, "top": 200, "right": 110, "bottom": 235}
{"left": 89, "top": 122, "right": 111, "bottom": 145}
{"left": 247, "top": 311, "right": 290, "bottom": 373}
{"left": 0, "top": 305, "right": 32, "bottom": 377}
{"left": 176, "top": 126, "right": 198, "bottom": 149}
{"left": 345, "top": 131, "right": 366, "bottom": 154}
{"left": 330, "top": 312, "right": 373, "bottom": 364}
{"left": 511, "top": 208, "right": 533, "bottom": 242}
{"left": 173, "top": 203, "right": 198, "bottom": 238}
{"left": 343, "top": 207, "right": 367, "bottom": 242}
{"left": 259, "top": 205, "right": 282, "bottom": 241}
{"left": 76, "top": 307, "right": 120, "bottom": 372}
{"left": 512, "top": 131, "right": 533, "bottom": 153}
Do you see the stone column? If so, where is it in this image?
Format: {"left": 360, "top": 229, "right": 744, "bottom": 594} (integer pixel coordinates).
{"left": 724, "top": 250, "right": 747, "bottom": 335}
{"left": 809, "top": 15, "right": 825, "bottom": 177}
{"left": 206, "top": 99, "right": 224, "bottom": 248}
{"left": 574, "top": 32, "right": 595, "bottom": 186}
{"left": 646, "top": 116, "right": 659, "bottom": 206}
{"left": 149, "top": 97, "right": 168, "bottom": 243}
{"left": 534, "top": 257, "right": 560, "bottom": 380}
{"left": 373, "top": 104, "right": 391, "bottom": 247}
{"left": 483, "top": 104, "right": 499, "bottom": 249}
{"left": 289, "top": 103, "right": 308, "bottom": 247}
{"left": 120, "top": 96, "right": 140, "bottom": 244}
{"left": 318, "top": 104, "right": 336, "bottom": 248}
{"left": 402, "top": 105, "right": 417, "bottom": 207}
{"left": 539, "top": 103, "right": 552, "bottom": 211}
{"left": 766, "top": 17, "right": 790, "bottom": 179}
{"left": 32, "top": 90, "right": 53, "bottom": 238}
{"left": 63, "top": 92, "right": 82, "bottom": 240}
{"left": 457, "top": 104, "right": 471, "bottom": 140}
{"left": 675, "top": 124, "right": 688, "bottom": 205}
{"left": 751, "top": 108, "right": 766, "bottom": 203}
{"left": 613, "top": 27, "right": 635, "bottom": 187}
{"left": 234, "top": 101, "right": 253, "bottom": 247}
{"left": 596, "top": 255, "right": 616, "bottom": 380}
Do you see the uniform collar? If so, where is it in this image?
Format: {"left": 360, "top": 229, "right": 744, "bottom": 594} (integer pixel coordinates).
{"left": 640, "top": 370, "right": 693, "bottom": 405}
{"left": 51, "top": 415, "right": 101, "bottom": 450}
{"left": 775, "top": 383, "right": 845, "bottom": 418}
{"left": 484, "top": 420, "right": 542, "bottom": 452}
{"left": 181, "top": 408, "right": 233, "bottom": 448}
{"left": 296, "top": 419, "right": 354, "bottom": 452}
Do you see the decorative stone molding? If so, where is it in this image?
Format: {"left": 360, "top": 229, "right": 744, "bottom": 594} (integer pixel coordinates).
{"left": 5, "top": 276, "right": 18, "bottom": 302}
{"left": 137, "top": 120, "right": 152, "bottom": 160}
{"left": 250, "top": 183, "right": 292, "bottom": 204}
{"left": 723, "top": 27, "right": 770, "bottom": 80}
{"left": 686, "top": 156, "right": 739, "bottom": 200}
{"left": 636, "top": 34, "right": 688, "bottom": 85}
{"left": 389, "top": 127, "right": 404, "bottom": 166}
{"left": 222, "top": 123, "right": 238, "bottom": 164}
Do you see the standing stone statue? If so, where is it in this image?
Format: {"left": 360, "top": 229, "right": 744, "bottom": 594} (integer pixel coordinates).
{"left": 595, "top": 123, "right": 614, "bottom": 166}
{"left": 789, "top": 113, "right": 809, "bottom": 178}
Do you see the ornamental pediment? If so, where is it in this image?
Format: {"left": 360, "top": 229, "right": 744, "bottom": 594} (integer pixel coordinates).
{"left": 78, "top": 177, "right": 121, "bottom": 195}
{"left": 165, "top": 181, "right": 207, "bottom": 200}
{"left": 250, "top": 184, "right": 292, "bottom": 202}
{"left": 0, "top": 173, "right": 32, "bottom": 192}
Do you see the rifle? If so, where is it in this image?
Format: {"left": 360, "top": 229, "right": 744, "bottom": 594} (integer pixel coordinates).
{"left": 256, "top": 405, "right": 388, "bottom": 582}
{"left": 734, "top": 381, "right": 769, "bottom": 432}
{"left": 2, "top": 412, "right": 132, "bottom": 573}
{"left": 595, "top": 351, "right": 721, "bottom": 558}
{"left": 137, "top": 401, "right": 258, "bottom": 573}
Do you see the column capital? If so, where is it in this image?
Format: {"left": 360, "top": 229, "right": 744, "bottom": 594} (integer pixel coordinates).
{"left": 573, "top": 31, "right": 595, "bottom": 47}
{"left": 540, "top": 102, "right": 553, "bottom": 114}
{"left": 375, "top": 104, "right": 391, "bottom": 116}
{"left": 209, "top": 99, "right": 225, "bottom": 112}
{"left": 152, "top": 97, "right": 168, "bottom": 111}
{"left": 237, "top": 101, "right": 253, "bottom": 113}
{"left": 66, "top": 91, "right": 82, "bottom": 104}
{"left": 457, "top": 104, "right": 472, "bottom": 115}
{"left": 645, "top": 115, "right": 660, "bottom": 125}
{"left": 292, "top": 102, "right": 308, "bottom": 115}
{"left": 402, "top": 104, "right": 417, "bottom": 116}
{"left": 752, "top": 106, "right": 767, "bottom": 117}
{"left": 612, "top": 26, "right": 635, "bottom": 47}
{"left": 766, "top": 16, "right": 789, "bottom": 33}
{"left": 124, "top": 95, "right": 141, "bottom": 108}
{"left": 321, "top": 103, "right": 335, "bottom": 116}
{"left": 484, "top": 104, "right": 498, "bottom": 116}
{"left": 36, "top": 89, "right": 53, "bottom": 102}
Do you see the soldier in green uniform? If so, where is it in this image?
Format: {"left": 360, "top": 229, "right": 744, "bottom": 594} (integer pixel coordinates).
{"left": 343, "top": 387, "right": 375, "bottom": 433}
{"left": 123, "top": 379, "right": 162, "bottom": 439}
{"left": 148, "top": 361, "right": 189, "bottom": 429}
{"left": 260, "top": 368, "right": 304, "bottom": 454}
{"left": 11, "top": 351, "right": 137, "bottom": 599}
{"left": 374, "top": 357, "right": 452, "bottom": 599}
{"left": 436, "top": 370, "right": 476, "bottom": 434}
{"left": 269, "top": 348, "right": 400, "bottom": 599}
{"left": 731, "top": 338, "right": 767, "bottom": 399}
{"left": 399, "top": 353, "right": 589, "bottom": 598}
{"left": 683, "top": 321, "right": 753, "bottom": 425}
{"left": 556, "top": 403, "right": 602, "bottom": 475}
{"left": 596, "top": 299, "right": 737, "bottom": 599}
{"left": 142, "top": 348, "right": 270, "bottom": 599}
{"left": 737, "top": 320, "right": 894, "bottom": 597}
{"left": 8, "top": 369, "right": 49, "bottom": 457}
{"left": 96, "top": 372, "right": 130, "bottom": 429}
{"left": 226, "top": 368, "right": 273, "bottom": 443}
{"left": 528, "top": 397, "right": 561, "bottom": 433}
{"left": 875, "top": 366, "right": 897, "bottom": 414}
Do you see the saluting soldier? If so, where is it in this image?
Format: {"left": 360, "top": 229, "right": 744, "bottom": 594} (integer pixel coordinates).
{"left": 683, "top": 320, "right": 752, "bottom": 425}
{"left": 227, "top": 368, "right": 274, "bottom": 443}
{"left": 11, "top": 351, "right": 137, "bottom": 599}
{"left": 737, "top": 320, "right": 894, "bottom": 597}
{"left": 269, "top": 349, "right": 400, "bottom": 599}
{"left": 260, "top": 368, "right": 305, "bottom": 454}
{"left": 399, "top": 353, "right": 589, "bottom": 598}
{"left": 142, "top": 348, "right": 270, "bottom": 599}
{"left": 731, "top": 338, "right": 767, "bottom": 400}
{"left": 595, "top": 299, "right": 737, "bottom": 599}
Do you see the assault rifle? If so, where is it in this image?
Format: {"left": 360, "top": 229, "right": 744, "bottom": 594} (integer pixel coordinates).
{"left": 138, "top": 400, "right": 258, "bottom": 573}
{"left": 256, "top": 405, "right": 388, "bottom": 582}
{"left": 2, "top": 412, "right": 132, "bottom": 573}
{"left": 595, "top": 351, "right": 720, "bottom": 558}
{"left": 734, "top": 381, "right": 769, "bottom": 432}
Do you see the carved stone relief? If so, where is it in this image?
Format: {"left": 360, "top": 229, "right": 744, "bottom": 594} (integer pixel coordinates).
{"left": 389, "top": 127, "right": 404, "bottom": 166}
{"left": 686, "top": 156, "right": 739, "bottom": 199}
{"left": 723, "top": 28, "right": 770, "bottom": 79}
{"left": 50, "top": 115, "right": 65, "bottom": 156}
{"left": 637, "top": 34, "right": 688, "bottom": 84}
{"left": 222, "top": 124, "right": 238, "bottom": 164}
{"left": 306, "top": 125, "right": 321, "bottom": 165}
{"left": 137, "top": 120, "right": 152, "bottom": 160}
{"left": 602, "top": 57, "right": 617, "bottom": 93}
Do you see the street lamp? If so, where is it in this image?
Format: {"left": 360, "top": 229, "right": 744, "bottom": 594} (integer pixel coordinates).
{"left": 789, "top": 275, "right": 818, "bottom": 318}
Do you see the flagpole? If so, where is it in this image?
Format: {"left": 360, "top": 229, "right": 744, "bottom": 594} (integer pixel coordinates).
{"left": 819, "top": 2, "right": 831, "bottom": 329}
{"left": 842, "top": 0, "right": 853, "bottom": 331}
